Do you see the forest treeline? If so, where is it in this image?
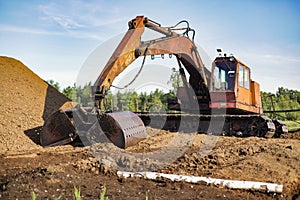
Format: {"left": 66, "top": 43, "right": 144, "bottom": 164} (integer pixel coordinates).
{"left": 261, "top": 87, "right": 300, "bottom": 120}
{"left": 48, "top": 80, "right": 300, "bottom": 121}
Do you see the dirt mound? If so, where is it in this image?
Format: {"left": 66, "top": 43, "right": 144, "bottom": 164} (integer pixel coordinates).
{"left": 82, "top": 127, "right": 299, "bottom": 197}
{"left": 159, "top": 135, "right": 300, "bottom": 197}
{"left": 126, "top": 129, "right": 300, "bottom": 198}
{"left": 0, "top": 56, "right": 70, "bottom": 154}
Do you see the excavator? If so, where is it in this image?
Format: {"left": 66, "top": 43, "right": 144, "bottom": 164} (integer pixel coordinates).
{"left": 41, "top": 16, "right": 288, "bottom": 149}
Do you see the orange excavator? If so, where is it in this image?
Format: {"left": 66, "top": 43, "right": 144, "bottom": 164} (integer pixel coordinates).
{"left": 41, "top": 16, "right": 288, "bottom": 149}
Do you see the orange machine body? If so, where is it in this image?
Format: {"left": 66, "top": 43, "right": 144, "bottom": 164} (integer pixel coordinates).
{"left": 210, "top": 56, "right": 263, "bottom": 114}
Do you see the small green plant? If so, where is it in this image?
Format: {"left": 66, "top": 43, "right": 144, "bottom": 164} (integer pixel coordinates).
{"left": 31, "top": 191, "right": 37, "bottom": 200}
{"left": 74, "top": 186, "right": 82, "bottom": 200}
{"left": 100, "top": 184, "right": 108, "bottom": 200}
{"left": 54, "top": 195, "right": 62, "bottom": 200}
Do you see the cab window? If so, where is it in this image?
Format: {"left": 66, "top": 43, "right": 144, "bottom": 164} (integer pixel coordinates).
{"left": 212, "top": 61, "right": 236, "bottom": 91}
{"left": 239, "top": 66, "right": 244, "bottom": 87}
{"left": 244, "top": 68, "right": 250, "bottom": 89}
{"left": 238, "top": 65, "right": 250, "bottom": 89}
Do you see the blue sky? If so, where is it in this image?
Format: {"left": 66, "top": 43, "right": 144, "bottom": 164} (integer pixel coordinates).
{"left": 0, "top": 0, "right": 299, "bottom": 92}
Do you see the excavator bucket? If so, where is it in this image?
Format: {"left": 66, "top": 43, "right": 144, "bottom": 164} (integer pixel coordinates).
{"left": 40, "top": 109, "right": 76, "bottom": 147}
{"left": 41, "top": 106, "right": 147, "bottom": 149}
{"left": 98, "top": 111, "right": 147, "bottom": 149}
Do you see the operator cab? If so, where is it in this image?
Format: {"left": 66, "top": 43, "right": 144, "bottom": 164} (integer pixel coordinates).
{"left": 212, "top": 56, "right": 237, "bottom": 91}
{"left": 210, "top": 52, "right": 263, "bottom": 114}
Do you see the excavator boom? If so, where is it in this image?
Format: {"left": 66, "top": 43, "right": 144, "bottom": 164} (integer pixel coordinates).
{"left": 93, "top": 16, "right": 210, "bottom": 109}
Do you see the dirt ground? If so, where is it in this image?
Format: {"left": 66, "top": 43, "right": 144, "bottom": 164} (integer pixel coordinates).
{"left": 0, "top": 57, "right": 299, "bottom": 199}
{"left": 1, "top": 131, "right": 299, "bottom": 199}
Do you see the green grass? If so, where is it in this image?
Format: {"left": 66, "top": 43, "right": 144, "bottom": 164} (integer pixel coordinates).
{"left": 31, "top": 184, "right": 149, "bottom": 199}
{"left": 31, "top": 191, "right": 36, "bottom": 200}
{"left": 73, "top": 184, "right": 108, "bottom": 200}
{"left": 284, "top": 120, "right": 300, "bottom": 132}
{"left": 54, "top": 196, "right": 62, "bottom": 200}
{"left": 100, "top": 184, "right": 108, "bottom": 200}
{"left": 145, "top": 191, "right": 148, "bottom": 200}
{"left": 74, "top": 186, "right": 82, "bottom": 200}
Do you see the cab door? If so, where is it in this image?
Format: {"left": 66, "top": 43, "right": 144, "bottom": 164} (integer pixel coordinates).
{"left": 236, "top": 64, "right": 252, "bottom": 110}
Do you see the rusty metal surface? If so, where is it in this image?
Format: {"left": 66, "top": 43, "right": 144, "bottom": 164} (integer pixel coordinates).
{"left": 41, "top": 107, "right": 146, "bottom": 149}
{"left": 98, "top": 111, "right": 146, "bottom": 149}
{"left": 144, "top": 17, "right": 178, "bottom": 37}
{"left": 40, "top": 109, "right": 76, "bottom": 147}
{"left": 93, "top": 16, "right": 209, "bottom": 109}
{"left": 93, "top": 16, "right": 145, "bottom": 100}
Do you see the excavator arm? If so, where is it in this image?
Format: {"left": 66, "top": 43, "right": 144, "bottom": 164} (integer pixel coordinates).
{"left": 93, "top": 16, "right": 210, "bottom": 110}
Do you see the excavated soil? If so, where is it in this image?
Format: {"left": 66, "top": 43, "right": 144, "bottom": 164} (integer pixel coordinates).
{"left": 0, "top": 56, "right": 299, "bottom": 199}
{"left": 0, "top": 56, "right": 71, "bottom": 153}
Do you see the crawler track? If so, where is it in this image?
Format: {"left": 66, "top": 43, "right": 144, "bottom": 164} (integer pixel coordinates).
{"left": 137, "top": 112, "right": 288, "bottom": 138}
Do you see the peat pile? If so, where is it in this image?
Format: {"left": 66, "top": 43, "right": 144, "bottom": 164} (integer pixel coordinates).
{"left": 0, "top": 56, "right": 70, "bottom": 153}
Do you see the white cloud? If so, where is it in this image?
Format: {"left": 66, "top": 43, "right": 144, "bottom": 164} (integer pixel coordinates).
{"left": 260, "top": 54, "right": 300, "bottom": 65}
{"left": 38, "top": 2, "right": 85, "bottom": 30}
{"left": 0, "top": 25, "right": 64, "bottom": 36}
{"left": 30, "top": 1, "right": 128, "bottom": 41}
{"left": 0, "top": 24, "right": 106, "bottom": 41}
{"left": 37, "top": 1, "right": 125, "bottom": 29}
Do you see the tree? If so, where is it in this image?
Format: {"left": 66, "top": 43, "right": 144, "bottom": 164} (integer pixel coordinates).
{"left": 139, "top": 92, "right": 148, "bottom": 112}
{"left": 168, "top": 68, "right": 183, "bottom": 94}
{"left": 62, "top": 84, "right": 76, "bottom": 99}
{"left": 80, "top": 82, "right": 93, "bottom": 106}
{"left": 147, "top": 89, "right": 165, "bottom": 112}
{"left": 116, "top": 91, "right": 124, "bottom": 111}
{"left": 62, "top": 82, "right": 93, "bottom": 106}
{"left": 47, "top": 79, "right": 60, "bottom": 91}
{"left": 129, "top": 91, "right": 139, "bottom": 112}
{"left": 262, "top": 88, "right": 300, "bottom": 121}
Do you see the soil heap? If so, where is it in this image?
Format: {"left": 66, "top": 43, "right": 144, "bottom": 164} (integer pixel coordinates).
{"left": 0, "top": 56, "right": 70, "bottom": 153}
